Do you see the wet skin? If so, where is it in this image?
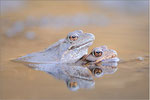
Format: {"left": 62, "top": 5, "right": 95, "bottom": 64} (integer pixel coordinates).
{"left": 15, "top": 30, "right": 95, "bottom": 63}
{"left": 14, "top": 31, "right": 120, "bottom": 91}
{"left": 28, "top": 63, "right": 95, "bottom": 91}
{"left": 76, "top": 45, "right": 119, "bottom": 66}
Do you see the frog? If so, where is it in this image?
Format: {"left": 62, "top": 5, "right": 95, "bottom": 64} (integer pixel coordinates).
{"left": 76, "top": 45, "right": 119, "bottom": 66}
{"left": 15, "top": 30, "right": 95, "bottom": 63}
{"left": 22, "top": 45, "right": 119, "bottom": 91}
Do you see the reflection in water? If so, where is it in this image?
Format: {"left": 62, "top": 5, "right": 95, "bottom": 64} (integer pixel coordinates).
{"left": 89, "top": 64, "right": 118, "bottom": 78}
{"left": 24, "top": 60, "right": 118, "bottom": 91}
{"left": 88, "top": 59, "right": 118, "bottom": 78}
{"left": 27, "top": 63, "right": 95, "bottom": 91}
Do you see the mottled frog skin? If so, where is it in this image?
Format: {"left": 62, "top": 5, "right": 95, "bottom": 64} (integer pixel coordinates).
{"left": 14, "top": 31, "right": 120, "bottom": 91}
{"left": 76, "top": 45, "right": 119, "bottom": 66}
{"left": 88, "top": 62, "right": 118, "bottom": 78}
{"left": 28, "top": 63, "right": 95, "bottom": 91}
{"left": 15, "top": 30, "right": 95, "bottom": 63}
{"left": 27, "top": 58, "right": 118, "bottom": 91}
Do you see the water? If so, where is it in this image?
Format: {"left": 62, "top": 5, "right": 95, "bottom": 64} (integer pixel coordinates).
{"left": 0, "top": 1, "right": 149, "bottom": 100}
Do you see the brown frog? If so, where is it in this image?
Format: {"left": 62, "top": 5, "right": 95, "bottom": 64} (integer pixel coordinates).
{"left": 76, "top": 45, "right": 119, "bottom": 66}
{"left": 15, "top": 30, "right": 95, "bottom": 63}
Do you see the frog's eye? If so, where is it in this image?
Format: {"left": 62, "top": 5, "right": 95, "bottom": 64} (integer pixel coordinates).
{"left": 69, "top": 82, "right": 77, "bottom": 88}
{"left": 67, "top": 81, "right": 79, "bottom": 91}
{"left": 92, "top": 50, "right": 103, "bottom": 57}
{"left": 69, "top": 35, "right": 78, "bottom": 41}
{"left": 92, "top": 68, "right": 103, "bottom": 77}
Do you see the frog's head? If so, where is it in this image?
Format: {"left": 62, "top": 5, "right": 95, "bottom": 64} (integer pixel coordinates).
{"left": 85, "top": 46, "right": 118, "bottom": 63}
{"left": 61, "top": 30, "right": 95, "bottom": 63}
{"left": 66, "top": 30, "right": 95, "bottom": 50}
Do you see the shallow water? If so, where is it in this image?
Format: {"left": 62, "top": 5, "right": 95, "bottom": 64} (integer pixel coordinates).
{"left": 0, "top": 1, "right": 149, "bottom": 100}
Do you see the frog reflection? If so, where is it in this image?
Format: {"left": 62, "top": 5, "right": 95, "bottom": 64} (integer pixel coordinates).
{"left": 28, "top": 63, "right": 95, "bottom": 91}
{"left": 88, "top": 61, "right": 118, "bottom": 78}
{"left": 67, "top": 81, "right": 79, "bottom": 91}
{"left": 27, "top": 59, "right": 118, "bottom": 91}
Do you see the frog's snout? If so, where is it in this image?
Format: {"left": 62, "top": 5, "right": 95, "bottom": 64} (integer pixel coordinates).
{"left": 85, "top": 33, "right": 95, "bottom": 41}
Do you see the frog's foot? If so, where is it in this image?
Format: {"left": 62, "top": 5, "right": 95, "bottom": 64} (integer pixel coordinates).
{"left": 82, "top": 61, "right": 100, "bottom": 67}
{"left": 95, "top": 53, "right": 119, "bottom": 64}
{"left": 94, "top": 61, "right": 102, "bottom": 66}
{"left": 82, "top": 61, "right": 90, "bottom": 67}
{"left": 76, "top": 54, "right": 89, "bottom": 65}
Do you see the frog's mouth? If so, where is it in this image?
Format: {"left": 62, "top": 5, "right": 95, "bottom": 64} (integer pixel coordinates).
{"left": 69, "top": 40, "right": 93, "bottom": 50}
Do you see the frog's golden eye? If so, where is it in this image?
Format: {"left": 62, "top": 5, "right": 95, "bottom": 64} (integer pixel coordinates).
{"left": 68, "top": 82, "right": 78, "bottom": 88}
{"left": 69, "top": 35, "right": 78, "bottom": 41}
{"left": 67, "top": 81, "right": 79, "bottom": 91}
{"left": 92, "top": 50, "right": 103, "bottom": 57}
{"left": 93, "top": 68, "right": 103, "bottom": 77}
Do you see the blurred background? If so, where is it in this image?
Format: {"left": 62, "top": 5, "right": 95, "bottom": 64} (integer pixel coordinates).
{"left": 0, "top": 0, "right": 149, "bottom": 100}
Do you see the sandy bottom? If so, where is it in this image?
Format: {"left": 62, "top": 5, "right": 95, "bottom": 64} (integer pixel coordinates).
{"left": 0, "top": 1, "right": 149, "bottom": 100}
